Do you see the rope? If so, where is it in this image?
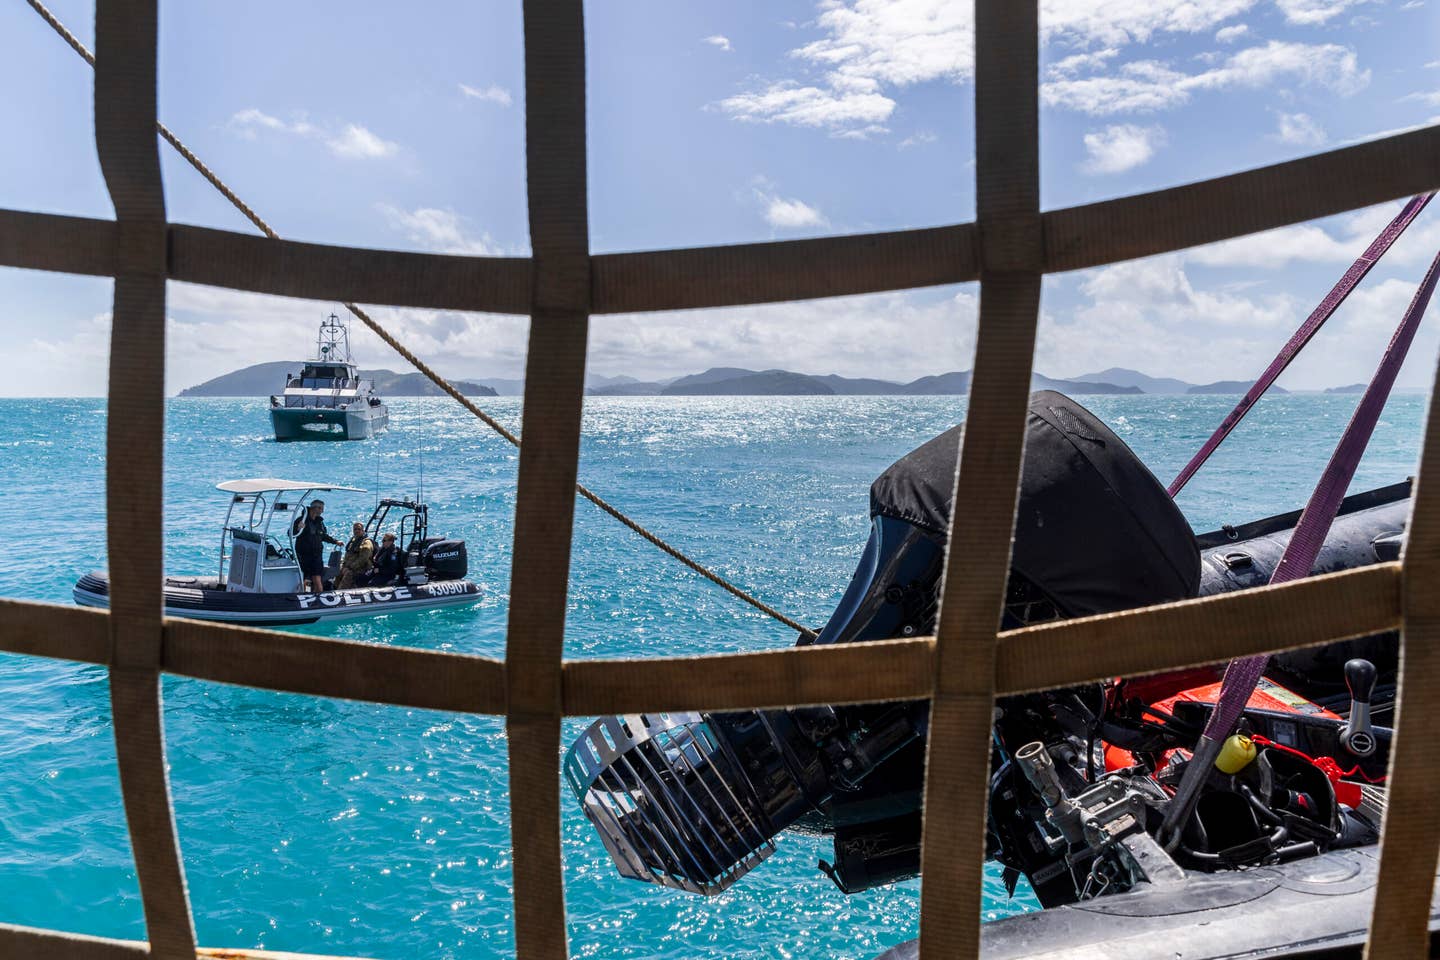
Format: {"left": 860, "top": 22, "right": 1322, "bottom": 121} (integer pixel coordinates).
{"left": 26, "top": 0, "right": 816, "bottom": 639}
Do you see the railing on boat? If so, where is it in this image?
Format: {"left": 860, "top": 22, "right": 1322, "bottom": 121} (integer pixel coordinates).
{"left": 1, "top": 2, "right": 1439, "bottom": 960}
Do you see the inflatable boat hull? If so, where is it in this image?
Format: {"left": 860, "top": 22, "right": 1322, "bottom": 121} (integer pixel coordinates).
{"left": 873, "top": 846, "right": 1440, "bottom": 959}
{"left": 73, "top": 571, "right": 479, "bottom": 626}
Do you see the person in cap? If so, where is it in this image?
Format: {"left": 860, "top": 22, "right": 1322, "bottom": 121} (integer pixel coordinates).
{"left": 292, "top": 499, "right": 341, "bottom": 593}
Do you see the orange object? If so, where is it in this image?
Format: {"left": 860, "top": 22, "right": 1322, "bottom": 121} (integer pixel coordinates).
{"left": 1152, "top": 678, "right": 1340, "bottom": 721}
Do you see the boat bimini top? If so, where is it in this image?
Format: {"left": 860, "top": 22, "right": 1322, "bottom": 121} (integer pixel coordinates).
{"left": 216, "top": 478, "right": 367, "bottom": 495}
{"left": 216, "top": 479, "right": 365, "bottom": 592}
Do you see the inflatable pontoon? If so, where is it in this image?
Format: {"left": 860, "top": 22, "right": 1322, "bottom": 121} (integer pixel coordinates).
{"left": 74, "top": 479, "right": 480, "bottom": 626}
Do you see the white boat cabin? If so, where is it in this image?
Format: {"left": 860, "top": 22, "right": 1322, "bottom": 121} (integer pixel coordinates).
{"left": 270, "top": 313, "right": 381, "bottom": 411}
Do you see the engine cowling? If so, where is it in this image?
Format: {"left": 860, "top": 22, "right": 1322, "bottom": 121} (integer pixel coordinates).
{"left": 421, "top": 539, "right": 467, "bottom": 580}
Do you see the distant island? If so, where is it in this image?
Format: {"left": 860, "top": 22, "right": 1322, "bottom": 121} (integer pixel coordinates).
{"left": 178, "top": 361, "right": 498, "bottom": 398}
{"left": 177, "top": 363, "right": 1340, "bottom": 399}
{"left": 1187, "top": 380, "right": 1289, "bottom": 396}
{"left": 585, "top": 367, "right": 1289, "bottom": 398}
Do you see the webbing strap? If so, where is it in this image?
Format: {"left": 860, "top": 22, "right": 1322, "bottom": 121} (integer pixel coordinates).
{"left": 1168, "top": 192, "right": 1433, "bottom": 497}
{"left": 1367, "top": 377, "right": 1440, "bottom": 956}
{"left": 1164, "top": 244, "right": 1440, "bottom": 843}
{"left": 918, "top": 1, "right": 1041, "bottom": 956}
{"left": 1216, "top": 244, "right": 1440, "bottom": 714}
{"left": 93, "top": 2, "right": 198, "bottom": 957}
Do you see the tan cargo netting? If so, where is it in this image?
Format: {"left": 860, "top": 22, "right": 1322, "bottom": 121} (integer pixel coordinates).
{"left": 1, "top": 1, "right": 1439, "bottom": 958}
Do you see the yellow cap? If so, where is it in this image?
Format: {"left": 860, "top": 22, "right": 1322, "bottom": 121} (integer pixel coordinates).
{"left": 1215, "top": 733, "right": 1257, "bottom": 774}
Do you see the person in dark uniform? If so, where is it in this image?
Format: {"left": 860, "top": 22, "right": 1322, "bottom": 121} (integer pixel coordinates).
{"left": 292, "top": 499, "right": 341, "bottom": 593}
{"left": 361, "top": 532, "right": 404, "bottom": 587}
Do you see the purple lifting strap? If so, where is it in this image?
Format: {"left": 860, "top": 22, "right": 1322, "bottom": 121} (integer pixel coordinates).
{"left": 1168, "top": 193, "right": 1434, "bottom": 499}
{"left": 1160, "top": 243, "right": 1440, "bottom": 845}
{"left": 1203, "top": 243, "right": 1440, "bottom": 742}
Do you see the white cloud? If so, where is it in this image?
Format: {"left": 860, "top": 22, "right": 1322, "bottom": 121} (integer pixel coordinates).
{"left": 376, "top": 204, "right": 504, "bottom": 256}
{"left": 586, "top": 288, "right": 980, "bottom": 383}
{"left": 459, "top": 83, "right": 514, "bottom": 107}
{"left": 715, "top": 0, "right": 1258, "bottom": 133}
{"left": 1081, "top": 124, "right": 1165, "bottom": 174}
{"left": 1040, "top": 0, "right": 1254, "bottom": 44}
{"left": 1275, "top": 0, "right": 1370, "bottom": 25}
{"left": 1340, "top": 202, "right": 1440, "bottom": 268}
{"left": 1199, "top": 40, "right": 1368, "bottom": 92}
{"left": 1036, "top": 254, "right": 1301, "bottom": 383}
{"left": 763, "top": 195, "right": 828, "bottom": 229}
{"left": 1274, "top": 111, "right": 1326, "bottom": 146}
{"left": 227, "top": 108, "right": 317, "bottom": 139}
{"left": 1036, "top": 257, "right": 1440, "bottom": 390}
{"left": 1179, "top": 196, "right": 1440, "bottom": 274}
{"left": 1043, "top": 41, "right": 1369, "bottom": 115}
{"left": 1049, "top": 49, "right": 1120, "bottom": 77}
{"left": 898, "top": 130, "right": 938, "bottom": 148}
{"left": 7, "top": 313, "right": 112, "bottom": 396}
{"left": 325, "top": 124, "right": 399, "bottom": 159}
{"left": 1043, "top": 60, "right": 1193, "bottom": 113}
{"left": 718, "top": 81, "right": 895, "bottom": 131}
{"left": 156, "top": 283, "right": 988, "bottom": 391}
{"left": 1190, "top": 223, "right": 1359, "bottom": 267}
{"left": 1215, "top": 23, "right": 1250, "bottom": 42}
{"left": 1402, "top": 90, "right": 1440, "bottom": 108}
{"left": 790, "top": 0, "right": 974, "bottom": 92}
{"left": 227, "top": 108, "right": 399, "bottom": 160}
{"left": 159, "top": 284, "right": 533, "bottom": 395}
{"left": 1338, "top": 114, "right": 1440, "bottom": 146}
{"left": 703, "top": 35, "right": 732, "bottom": 52}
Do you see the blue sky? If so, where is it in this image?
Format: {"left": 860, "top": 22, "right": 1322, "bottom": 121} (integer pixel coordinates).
{"left": 2, "top": 0, "right": 1439, "bottom": 395}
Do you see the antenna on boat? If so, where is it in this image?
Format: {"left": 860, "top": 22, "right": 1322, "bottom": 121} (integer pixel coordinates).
{"left": 315, "top": 311, "right": 353, "bottom": 364}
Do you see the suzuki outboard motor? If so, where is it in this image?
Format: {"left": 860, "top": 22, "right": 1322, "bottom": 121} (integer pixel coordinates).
{"left": 565, "top": 392, "right": 1201, "bottom": 894}
{"left": 421, "top": 539, "right": 468, "bottom": 581}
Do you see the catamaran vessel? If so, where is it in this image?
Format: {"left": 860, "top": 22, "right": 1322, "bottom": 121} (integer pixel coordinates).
{"left": 73, "top": 479, "right": 480, "bottom": 626}
{"left": 269, "top": 313, "right": 389, "bottom": 441}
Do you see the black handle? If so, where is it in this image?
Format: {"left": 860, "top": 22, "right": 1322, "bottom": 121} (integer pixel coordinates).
{"left": 1344, "top": 658, "right": 1377, "bottom": 705}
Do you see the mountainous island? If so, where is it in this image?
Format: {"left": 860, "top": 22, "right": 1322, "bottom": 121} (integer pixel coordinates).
{"left": 178, "top": 362, "right": 1317, "bottom": 399}
{"left": 585, "top": 367, "right": 1286, "bottom": 398}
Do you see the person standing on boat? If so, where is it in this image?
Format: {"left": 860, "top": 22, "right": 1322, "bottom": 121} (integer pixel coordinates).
{"left": 292, "top": 500, "right": 341, "bottom": 593}
{"left": 335, "top": 522, "right": 375, "bottom": 590}
{"left": 361, "top": 532, "right": 403, "bottom": 587}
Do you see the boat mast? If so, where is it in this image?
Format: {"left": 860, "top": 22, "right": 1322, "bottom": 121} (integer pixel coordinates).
{"left": 314, "top": 312, "right": 354, "bottom": 365}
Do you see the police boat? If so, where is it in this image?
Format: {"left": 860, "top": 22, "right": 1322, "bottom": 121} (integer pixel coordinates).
{"left": 563, "top": 392, "right": 1437, "bottom": 959}
{"left": 73, "top": 479, "right": 480, "bottom": 626}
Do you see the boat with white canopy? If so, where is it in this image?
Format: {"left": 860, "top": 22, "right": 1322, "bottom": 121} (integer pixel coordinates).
{"left": 73, "top": 479, "right": 480, "bottom": 626}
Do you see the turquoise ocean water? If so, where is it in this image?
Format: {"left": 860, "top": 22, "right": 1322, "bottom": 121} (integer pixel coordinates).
{"left": 0, "top": 393, "right": 1427, "bottom": 959}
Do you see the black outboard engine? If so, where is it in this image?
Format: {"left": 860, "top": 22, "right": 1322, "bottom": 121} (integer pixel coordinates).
{"left": 565, "top": 392, "right": 1202, "bottom": 895}
{"left": 420, "top": 538, "right": 468, "bottom": 581}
